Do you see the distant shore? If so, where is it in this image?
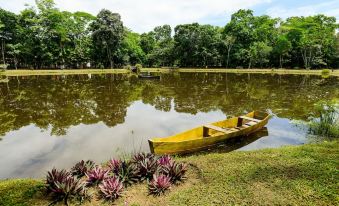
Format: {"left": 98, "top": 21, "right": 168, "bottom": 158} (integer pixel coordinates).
{"left": 1, "top": 68, "right": 338, "bottom": 77}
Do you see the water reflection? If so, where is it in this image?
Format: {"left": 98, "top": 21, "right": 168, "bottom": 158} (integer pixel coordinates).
{"left": 0, "top": 73, "right": 338, "bottom": 178}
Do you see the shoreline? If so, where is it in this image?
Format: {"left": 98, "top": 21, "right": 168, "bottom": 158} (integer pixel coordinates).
{"left": 0, "top": 68, "right": 338, "bottom": 77}
{"left": 0, "top": 141, "right": 338, "bottom": 205}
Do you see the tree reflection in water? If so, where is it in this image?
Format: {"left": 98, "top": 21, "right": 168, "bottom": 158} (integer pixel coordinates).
{"left": 0, "top": 73, "right": 338, "bottom": 136}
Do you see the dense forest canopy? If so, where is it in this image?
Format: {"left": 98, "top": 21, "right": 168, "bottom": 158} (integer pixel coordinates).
{"left": 0, "top": 0, "right": 338, "bottom": 69}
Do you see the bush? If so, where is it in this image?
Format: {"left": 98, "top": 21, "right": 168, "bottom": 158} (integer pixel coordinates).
{"left": 135, "top": 64, "right": 142, "bottom": 73}
{"left": 148, "top": 174, "right": 171, "bottom": 196}
{"left": 321, "top": 69, "right": 331, "bottom": 75}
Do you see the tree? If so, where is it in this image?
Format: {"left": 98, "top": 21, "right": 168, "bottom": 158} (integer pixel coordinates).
{"left": 284, "top": 15, "right": 337, "bottom": 69}
{"left": 248, "top": 42, "right": 272, "bottom": 69}
{"left": 222, "top": 35, "right": 236, "bottom": 68}
{"left": 274, "top": 35, "right": 292, "bottom": 68}
{"left": 91, "top": 9, "right": 124, "bottom": 68}
{"left": 0, "top": 9, "right": 17, "bottom": 66}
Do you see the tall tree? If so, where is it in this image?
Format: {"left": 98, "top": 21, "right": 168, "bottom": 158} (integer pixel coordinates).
{"left": 91, "top": 9, "right": 124, "bottom": 68}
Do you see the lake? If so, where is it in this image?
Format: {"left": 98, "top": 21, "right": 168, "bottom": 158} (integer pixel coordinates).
{"left": 0, "top": 72, "right": 338, "bottom": 179}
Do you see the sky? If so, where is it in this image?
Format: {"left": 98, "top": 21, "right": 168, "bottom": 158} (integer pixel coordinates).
{"left": 0, "top": 0, "right": 338, "bottom": 33}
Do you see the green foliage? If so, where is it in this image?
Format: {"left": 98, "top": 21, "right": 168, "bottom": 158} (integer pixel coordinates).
{"left": 321, "top": 69, "right": 331, "bottom": 75}
{"left": 309, "top": 102, "right": 339, "bottom": 138}
{"left": 0, "top": 1, "right": 338, "bottom": 69}
{"left": 91, "top": 9, "right": 124, "bottom": 68}
{"left": 135, "top": 63, "right": 142, "bottom": 73}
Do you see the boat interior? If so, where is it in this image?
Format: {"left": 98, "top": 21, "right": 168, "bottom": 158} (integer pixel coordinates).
{"left": 153, "top": 111, "right": 268, "bottom": 142}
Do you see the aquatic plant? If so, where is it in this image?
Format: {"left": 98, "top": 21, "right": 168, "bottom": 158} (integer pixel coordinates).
{"left": 160, "top": 162, "right": 187, "bottom": 184}
{"left": 71, "top": 160, "right": 95, "bottom": 178}
{"left": 86, "top": 167, "right": 109, "bottom": 185}
{"left": 309, "top": 102, "right": 339, "bottom": 138}
{"left": 148, "top": 174, "right": 171, "bottom": 196}
{"left": 46, "top": 168, "right": 87, "bottom": 205}
{"left": 99, "top": 176, "right": 124, "bottom": 201}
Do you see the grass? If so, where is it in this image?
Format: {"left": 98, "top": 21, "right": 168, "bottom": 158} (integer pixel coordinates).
{"left": 0, "top": 68, "right": 338, "bottom": 77}
{"left": 0, "top": 141, "right": 338, "bottom": 205}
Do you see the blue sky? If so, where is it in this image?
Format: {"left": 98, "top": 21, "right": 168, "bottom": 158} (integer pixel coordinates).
{"left": 0, "top": 0, "right": 338, "bottom": 33}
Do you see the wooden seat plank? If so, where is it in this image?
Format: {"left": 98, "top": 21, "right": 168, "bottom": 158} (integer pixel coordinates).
{"left": 204, "top": 124, "right": 228, "bottom": 133}
{"left": 240, "top": 116, "right": 261, "bottom": 122}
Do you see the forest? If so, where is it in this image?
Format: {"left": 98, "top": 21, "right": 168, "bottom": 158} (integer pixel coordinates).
{"left": 0, "top": 0, "right": 338, "bottom": 70}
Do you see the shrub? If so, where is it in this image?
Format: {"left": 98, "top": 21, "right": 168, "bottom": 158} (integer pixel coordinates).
{"left": 135, "top": 64, "right": 142, "bottom": 73}
{"left": 148, "top": 174, "right": 171, "bottom": 196}
{"left": 309, "top": 102, "right": 339, "bottom": 138}
{"left": 160, "top": 162, "right": 187, "bottom": 184}
{"left": 71, "top": 160, "right": 95, "bottom": 178}
{"left": 86, "top": 167, "right": 109, "bottom": 186}
{"left": 321, "top": 69, "right": 331, "bottom": 75}
{"left": 99, "top": 176, "right": 123, "bottom": 201}
{"left": 46, "top": 168, "right": 87, "bottom": 205}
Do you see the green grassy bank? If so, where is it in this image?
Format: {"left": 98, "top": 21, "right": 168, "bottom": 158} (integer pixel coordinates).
{"left": 1, "top": 68, "right": 338, "bottom": 77}
{"left": 0, "top": 141, "right": 338, "bottom": 206}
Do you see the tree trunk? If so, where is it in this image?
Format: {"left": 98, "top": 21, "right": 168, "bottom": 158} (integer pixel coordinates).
{"left": 1, "top": 39, "right": 5, "bottom": 65}
{"left": 226, "top": 47, "right": 231, "bottom": 69}
{"left": 279, "top": 55, "right": 282, "bottom": 69}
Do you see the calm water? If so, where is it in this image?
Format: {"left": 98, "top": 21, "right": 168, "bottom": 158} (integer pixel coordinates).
{"left": 0, "top": 73, "right": 338, "bottom": 179}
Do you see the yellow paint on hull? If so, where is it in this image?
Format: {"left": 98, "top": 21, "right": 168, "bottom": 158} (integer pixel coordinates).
{"left": 148, "top": 111, "right": 271, "bottom": 155}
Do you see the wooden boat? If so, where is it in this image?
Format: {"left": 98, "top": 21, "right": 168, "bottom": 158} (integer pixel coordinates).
{"left": 138, "top": 75, "right": 160, "bottom": 79}
{"left": 148, "top": 111, "right": 270, "bottom": 155}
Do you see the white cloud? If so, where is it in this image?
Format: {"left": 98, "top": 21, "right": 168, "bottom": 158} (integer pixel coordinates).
{"left": 266, "top": 0, "right": 339, "bottom": 20}
{"left": 0, "top": 0, "right": 271, "bottom": 32}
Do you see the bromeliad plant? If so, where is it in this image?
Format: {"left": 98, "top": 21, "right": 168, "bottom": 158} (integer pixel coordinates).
{"left": 46, "top": 168, "right": 87, "bottom": 205}
{"left": 159, "top": 160, "right": 187, "bottom": 184}
{"left": 99, "top": 176, "right": 124, "bottom": 201}
{"left": 71, "top": 160, "right": 95, "bottom": 178}
{"left": 107, "top": 158, "right": 122, "bottom": 175}
{"left": 148, "top": 174, "right": 171, "bottom": 196}
{"left": 135, "top": 155, "right": 159, "bottom": 181}
{"left": 86, "top": 166, "right": 109, "bottom": 186}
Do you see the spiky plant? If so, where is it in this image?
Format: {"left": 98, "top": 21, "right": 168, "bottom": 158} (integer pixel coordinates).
{"left": 131, "top": 152, "right": 155, "bottom": 163}
{"left": 157, "top": 155, "right": 173, "bottom": 167}
{"left": 160, "top": 162, "right": 187, "bottom": 184}
{"left": 148, "top": 174, "right": 171, "bottom": 196}
{"left": 136, "top": 157, "right": 158, "bottom": 181}
{"left": 71, "top": 160, "right": 95, "bottom": 178}
{"left": 86, "top": 167, "right": 109, "bottom": 186}
{"left": 99, "top": 176, "right": 124, "bottom": 201}
{"left": 46, "top": 168, "right": 87, "bottom": 205}
{"left": 107, "top": 158, "right": 122, "bottom": 175}
{"left": 115, "top": 161, "right": 139, "bottom": 186}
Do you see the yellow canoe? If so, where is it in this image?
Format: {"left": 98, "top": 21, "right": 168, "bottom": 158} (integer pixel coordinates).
{"left": 148, "top": 111, "right": 271, "bottom": 155}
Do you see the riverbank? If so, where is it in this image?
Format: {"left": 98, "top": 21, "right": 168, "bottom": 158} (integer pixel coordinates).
{"left": 0, "top": 68, "right": 338, "bottom": 77}
{"left": 0, "top": 141, "right": 337, "bottom": 206}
